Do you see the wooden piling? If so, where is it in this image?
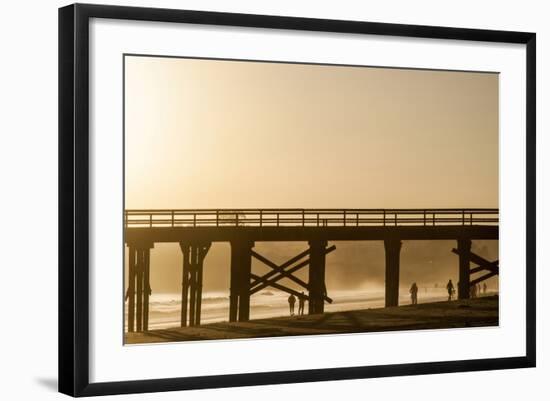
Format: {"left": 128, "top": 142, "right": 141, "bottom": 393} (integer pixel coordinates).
{"left": 180, "top": 243, "right": 190, "bottom": 327}
{"left": 384, "top": 239, "right": 402, "bottom": 307}
{"left": 229, "top": 240, "right": 253, "bottom": 322}
{"left": 195, "top": 246, "right": 207, "bottom": 326}
{"left": 457, "top": 239, "right": 472, "bottom": 299}
{"left": 229, "top": 244, "right": 239, "bottom": 322}
{"left": 126, "top": 242, "right": 154, "bottom": 333}
{"left": 135, "top": 249, "right": 144, "bottom": 331}
{"left": 238, "top": 242, "right": 253, "bottom": 322}
{"left": 143, "top": 248, "right": 150, "bottom": 331}
{"left": 308, "top": 240, "right": 328, "bottom": 315}
{"left": 189, "top": 246, "right": 197, "bottom": 327}
{"left": 195, "top": 263, "right": 203, "bottom": 325}
{"left": 127, "top": 246, "right": 136, "bottom": 333}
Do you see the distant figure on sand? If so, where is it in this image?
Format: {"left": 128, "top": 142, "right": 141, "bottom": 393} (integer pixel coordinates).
{"left": 298, "top": 292, "right": 306, "bottom": 316}
{"left": 446, "top": 279, "right": 455, "bottom": 301}
{"left": 410, "top": 282, "right": 418, "bottom": 305}
{"left": 470, "top": 284, "right": 477, "bottom": 298}
{"left": 288, "top": 294, "right": 296, "bottom": 316}
{"left": 483, "top": 283, "right": 487, "bottom": 295}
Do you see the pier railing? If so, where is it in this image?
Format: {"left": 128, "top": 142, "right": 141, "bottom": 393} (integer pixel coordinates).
{"left": 124, "top": 208, "right": 499, "bottom": 228}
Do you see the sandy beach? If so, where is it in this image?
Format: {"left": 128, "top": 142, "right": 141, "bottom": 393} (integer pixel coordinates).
{"left": 126, "top": 295, "right": 498, "bottom": 344}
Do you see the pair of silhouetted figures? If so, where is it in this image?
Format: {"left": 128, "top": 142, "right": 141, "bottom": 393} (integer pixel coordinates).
{"left": 288, "top": 293, "right": 306, "bottom": 316}
{"left": 470, "top": 282, "right": 487, "bottom": 298}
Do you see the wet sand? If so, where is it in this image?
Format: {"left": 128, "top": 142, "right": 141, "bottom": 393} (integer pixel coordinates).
{"left": 125, "top": 295, "right": 498, "bottom": 344}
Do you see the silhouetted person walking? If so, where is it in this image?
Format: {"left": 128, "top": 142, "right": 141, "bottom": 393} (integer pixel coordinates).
{"left": 298, "top": 292, "right": 305, "bottom": 316}
{"left": 410, "top": 282, "right": 418, "bottom": 305}
{"left": 288, "top": 294, "right": 296, "bottom": 316}
{"left": 483, "top": 283, "right": 487, "bottom": 295}
{"left": 446, "top": 279, "right": 455, "bottom": 301}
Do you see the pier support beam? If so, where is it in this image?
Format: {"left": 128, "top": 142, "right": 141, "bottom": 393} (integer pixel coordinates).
{"left": 384, "top": 239, "right": 402, "bottom": 307}
{"left": 229, "top": 240, "right": 254, "bottom": 322}
{"left": 180, "top": 242, "right": 211, "bottom": 327}
{"left": 189, "top": 246, "right": 197, "bottom": 326}
{"left": 127, "top": 246, "right": 136, "bottom": 333}
{"left": 143, "top": 249, "right": 151, "bottom": 331}
{"left": 136, "top": 249, "right": 143, "bottom": 331}
{"left": 457, "top": 239, "right": 472, "bottom": 300}
{"left": 180, "top": 244, "right": 190, "bottom": 327}
{"left": 126, "top": 243, "right": 153, "bottom": 332}
{"left": 308, "top": 240, "right": 328, "bottom": 315}
{"left": 229, "top": 245, "right": 238, "bottom": 322}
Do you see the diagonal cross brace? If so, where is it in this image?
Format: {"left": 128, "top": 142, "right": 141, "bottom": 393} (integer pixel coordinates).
{"left": 250, "top": 249, "right": 309, "bottom": 287}
{"left": 470, "top": 271, "right": 498, "bottom": 286}
{"left": 470, "top": 260, "right": 499, "bottom": 274}
{"left": 250, "top": 273, "right": 311, "bottom": 300}
{"left": 250, "top": 248, "right": 310, "bottom": 288}
{"left": 250, "top": 257, "right": 312, "bottom": 295}
{"left": 250, "top": 245, "right": 336, "bottom": 303}
{"left": 451, "top": 248, "right": 499, "bottom": 274}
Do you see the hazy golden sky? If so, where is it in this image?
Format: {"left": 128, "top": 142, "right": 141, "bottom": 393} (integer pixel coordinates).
{"left": 124, "top": 56, "right": 499, "bottom": 294}
{"left": 125, "top": 56, "right": 498, "bottom": 210}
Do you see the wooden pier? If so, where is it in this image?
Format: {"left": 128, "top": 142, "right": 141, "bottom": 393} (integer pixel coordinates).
{"left": 124, "top": 208, "right": 499, "bottom": 332}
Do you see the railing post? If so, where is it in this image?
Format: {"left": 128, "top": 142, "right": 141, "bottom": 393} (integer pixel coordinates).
{"left": 394, "top": 212, "right": 397, "bottom": 226}
{"left": 316, "top": 213, "right": 319, "bottom": 227}
{"left": 171, "top": 210, "right": 174, "bottom": 227}
{"left": 236, "top": 213, "right": 239, "bottom": 226}
{"left": 356, "top": 213, "right": 359, "bottom": 226}
{"left": 193, "top": 213, "right": 196, "bottom": 227}
{"left": 149, "top": 214, "right": 152, "bottom": 228}
{"left": 302, "top": 210, "right": 305, "bottom": 226}
{"left": 462, "top": 210, "right": 465, "bottom": 225}
{"left": 277, "top": 213, "right": 279, "bottom": 227}
{"left": 343, "top": 210, "right": 346, "bottom": 226}
{"left": 216, "top": 210, "right": 219, "bottom": 227}
{"left": 259, "top": 210, "right": 262, "bottom": 227}
{"left": 423, "top": 210, "right": 426, "bottom": 226}
{"left": 383, "top": 210, "right": 386, "bottom": 226}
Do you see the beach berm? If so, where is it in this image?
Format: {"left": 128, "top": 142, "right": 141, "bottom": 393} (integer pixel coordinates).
{"left": 125, "top": 295, "right": 498, "bottom": 344}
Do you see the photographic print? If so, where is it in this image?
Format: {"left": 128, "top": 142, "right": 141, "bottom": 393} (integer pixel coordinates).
{"left": 123, "top": 55, "right": 499, "bottom": 345}
{"left": 59, "top": 5, "right": 536, "bottom": 395}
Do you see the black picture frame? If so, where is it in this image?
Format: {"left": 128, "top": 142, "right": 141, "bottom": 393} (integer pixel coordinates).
{"left": 59, "top": 3, "right": 536, "bottom": 397}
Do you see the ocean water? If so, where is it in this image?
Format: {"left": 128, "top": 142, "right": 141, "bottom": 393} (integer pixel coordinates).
{"left": 125, "top": 287, "right": 497, "bottom": 330}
